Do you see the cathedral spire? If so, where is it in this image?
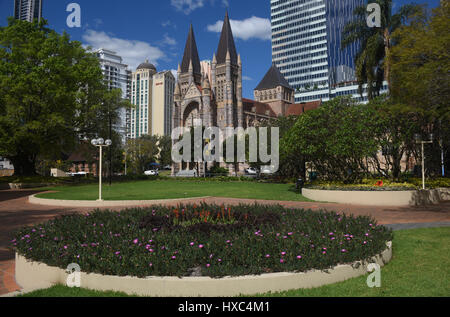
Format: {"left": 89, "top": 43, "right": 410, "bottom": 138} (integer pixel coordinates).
{"left": 181, "top": 24, "right": 201, "bottom": 75}
{"left": 216, "top": 11, "right": 238, "bottom": 65}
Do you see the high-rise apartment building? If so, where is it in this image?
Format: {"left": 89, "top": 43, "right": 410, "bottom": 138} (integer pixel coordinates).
{"left": 95, "top": 49, "right": 132, "bottom": 140}
{"left": 14, "top": 0, "right": 43, "bottom": 22}
{"left": 152, "top": 71, "right": 175, "bottom": 137}
{"left": 271, "top": 0, "right": 386, "bottom": 103}
{"left": 130, "top": 61, "right": 156, "bottom": 139}
{"left": 130, "top": 62, "right": 176, "bottom": 139}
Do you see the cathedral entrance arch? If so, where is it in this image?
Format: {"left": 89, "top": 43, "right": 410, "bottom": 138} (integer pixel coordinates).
{"left": 183, "top": 101, "right": 201, "bottom": 127}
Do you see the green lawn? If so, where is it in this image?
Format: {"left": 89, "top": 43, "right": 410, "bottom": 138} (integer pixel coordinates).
{"left": 35, "top": 180, "right": 310, "bottom": 202}
{"left": 17, "top": 227, "right": 450, "bottom": 297}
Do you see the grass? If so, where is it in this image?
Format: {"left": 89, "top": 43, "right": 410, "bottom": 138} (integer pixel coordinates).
{"left": 35, "top": 179, "right": 311, "bottom": 202}
{"left": 16, "top": 284, "right": 134, "bottom": 297}
{"left": 17, "top": 227, "right": 450, "bottom": 297}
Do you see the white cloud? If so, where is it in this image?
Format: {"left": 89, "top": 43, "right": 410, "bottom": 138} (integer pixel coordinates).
{"left": 171, "top": 0, "right": 205, "bottom": 14}
{"left": 243, "top": 76, "right": 252, "bottom": 81}
{"left": 161, "top": 33, "right": 177, "bottom": 47}
{"left": 207, "top": 16, "right": 271, "bottom": 41}
{"left": 82, "top": 30, "right": 165, "bottom": 70}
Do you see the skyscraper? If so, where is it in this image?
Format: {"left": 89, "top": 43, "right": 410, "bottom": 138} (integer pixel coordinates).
{"left": 130, "top": 61, "right": 157, "bottom": 139}
{"left": 14, "top": 0, "right": 43, "bottom": 23}
{"left": 152, "top": 71, "right": 175, "bottom": 137}
{"left": 95, "top": 49, "right": 132, "bottom": 140}
{"left": 271, "top": 0, "right": 386, "bottom": 103}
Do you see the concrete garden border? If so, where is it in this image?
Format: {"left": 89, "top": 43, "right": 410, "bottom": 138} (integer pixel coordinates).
{"left": 302, "top": 188, "right": 449, "bottom": 206}
{"left": 29, "top": 194, "right": 212, "bottom": 208}
{"left": 15, "top": 241, "right": 392, "bottom": 297}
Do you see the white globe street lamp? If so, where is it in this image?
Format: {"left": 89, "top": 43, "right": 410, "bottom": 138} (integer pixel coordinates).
{"left": 91, "top": 138, "right": 112, "bottom": 201}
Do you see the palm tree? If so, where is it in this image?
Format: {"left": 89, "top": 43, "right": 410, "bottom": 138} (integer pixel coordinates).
{"left": 342, "top": 0, "right": 423, "bottom": 100}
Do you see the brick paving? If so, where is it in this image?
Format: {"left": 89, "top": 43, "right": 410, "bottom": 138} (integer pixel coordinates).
{"left": 1, "top": 189, "right": 449, "bottom": 295}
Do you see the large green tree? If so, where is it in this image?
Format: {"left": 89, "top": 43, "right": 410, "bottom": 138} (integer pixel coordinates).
{"left": 283, "top": 97, "right": 379, "bottom": 182}
{"left": 342, "top": 0, "right": 423, "bottom": 99}
{"left": 390, "top": 1, "right": 450, "bottom": 176}
{"left": 0, "top": 18, "right": 110, "bottom": 175}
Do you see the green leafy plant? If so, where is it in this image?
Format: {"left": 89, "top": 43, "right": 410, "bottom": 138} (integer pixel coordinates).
{"left": 13, "top": 204, "right": 392, "bottom": 278}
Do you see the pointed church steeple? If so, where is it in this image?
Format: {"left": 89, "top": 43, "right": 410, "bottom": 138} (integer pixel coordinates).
{"left": 181, "top": 24, "right": 201, "bottom": 75}
{"left": 216, "top": 11, "right": 238, "bottom": 65}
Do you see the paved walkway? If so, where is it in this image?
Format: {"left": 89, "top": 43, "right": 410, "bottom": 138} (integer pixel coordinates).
{"left": 1, "top": 189, "right": 449, "bottom": 296}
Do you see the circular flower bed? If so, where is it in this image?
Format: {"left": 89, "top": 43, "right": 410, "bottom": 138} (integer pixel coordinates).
{"left": 12, "top": 204, "right": 392, "bottom": 278}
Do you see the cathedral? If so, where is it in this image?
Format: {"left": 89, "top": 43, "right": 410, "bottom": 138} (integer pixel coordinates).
{"left": 173, "top": 12, "right": 243, "bottom": 131}
{"left": 172, "top": 12, "right": 321, "bottom": 176}
{"left": 172, "top": 12, "right": 244, "bottom": 175}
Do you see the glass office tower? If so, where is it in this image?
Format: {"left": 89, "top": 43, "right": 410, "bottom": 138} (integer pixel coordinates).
{"left": 271, "top": 0, "right": 385, "bottom": 103}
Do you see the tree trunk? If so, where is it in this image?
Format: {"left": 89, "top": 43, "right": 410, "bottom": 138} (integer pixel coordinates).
{"left": 10, "top": 155, "right": 37, "bottom": 176}
{"left": 384, "top": 28, "right": 392, "bottom": 92}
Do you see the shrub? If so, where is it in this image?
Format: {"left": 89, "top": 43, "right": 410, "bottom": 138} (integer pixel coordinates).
{"left": 13, "top": 204, "right": 392, "bottom": 278}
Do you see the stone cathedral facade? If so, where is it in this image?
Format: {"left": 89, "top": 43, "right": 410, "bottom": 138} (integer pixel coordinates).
{"left": 172, "top": 13, "right": 244, "bottom": 176}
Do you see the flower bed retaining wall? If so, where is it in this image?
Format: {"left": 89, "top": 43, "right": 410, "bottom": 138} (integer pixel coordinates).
{"left": 15, "top": 241, "right": 392, "bottom": 297}
{"left": 302, "top": 188, "right": 449, "bottom": 206}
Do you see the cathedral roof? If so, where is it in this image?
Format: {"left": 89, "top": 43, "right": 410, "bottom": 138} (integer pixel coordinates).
{"left": 255, "top": 63, "right": 292, "bottom": 91}
{"left": 243, "top": 98, "right": 277, "bottom": 118}
{"left": 286, "top": 100, "right": 322, "bottom": 116}
{"left": 216, "top": 12, "right": 238, "bottom": 65}
{"left": 181, "top": 24, "right": 201, "bottom": 75}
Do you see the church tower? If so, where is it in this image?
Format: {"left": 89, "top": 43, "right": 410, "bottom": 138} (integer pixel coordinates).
{"left": 172, "top": 13, "right": 243, "bottom": 176}
{"left": 211, "top": 12, "right": 243, "bottom": 131}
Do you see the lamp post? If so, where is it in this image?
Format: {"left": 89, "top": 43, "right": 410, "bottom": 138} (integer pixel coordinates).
{"left": 415, "top": 134, "right": 433, "bottom": 190}
{"left": 91, "top": 138, "right": 112, "bottom": 201}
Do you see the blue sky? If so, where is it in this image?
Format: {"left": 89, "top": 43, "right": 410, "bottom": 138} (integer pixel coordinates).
{"left": 0, "top": 0, "right": 440, "bottom": 98}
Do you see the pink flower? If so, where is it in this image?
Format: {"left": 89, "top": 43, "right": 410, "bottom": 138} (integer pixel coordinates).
{"left": 281, "top": 251, "right": 286, "bottom": 256}
{"left": 199, "top": 244, "right": 204, "bottom": 249}
{"left": 189, "top": 242, "right": 194, "bottom": 246}
{"left": 341, "top": 249, "right": 347, "bottom": 253}
{"left": 133, "top": 239, "right": 138, "bottom": 244}
{"left": 171, "top": 256, "right": 176, "bottom": 260}
{"left": 297, "top": 255, "right": 302, "bottom": 259}
{"left": 149, "top": 263, "right": 153, "bottom": 267}
{"left": 265, "top": 254, "right": 271, "bottom": 258}
{"left": 280, "top": 259, "right": 284, "bottom": 263}
{"left": 115, "top": 251, "right": 120, "bottom": 255}
{"left": 63, "top": 245, "right": 68, "bottom": 249}
{"left": 206, "top": 264, "right": 210, "bottom": 268}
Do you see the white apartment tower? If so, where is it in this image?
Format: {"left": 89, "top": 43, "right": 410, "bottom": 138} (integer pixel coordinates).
{"left": 14, "top": 0, "right": 43, "bottom": 23}
{"left": 130, "top": 61, "right": 156, "bottom": 139}
{"left": 95, "top": 49, "right": 132, "bottom": 139}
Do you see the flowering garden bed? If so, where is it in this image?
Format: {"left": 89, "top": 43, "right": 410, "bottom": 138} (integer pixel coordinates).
{"left": 12, "top": 204, "right": 392, "bottom": 278}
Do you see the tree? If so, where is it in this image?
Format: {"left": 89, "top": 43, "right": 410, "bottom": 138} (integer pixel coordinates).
{"left": 158, "top": 135, "right": 173, "bottom": 167}
{"left": 0, "top": 18, "right": 109, "bottom": 176}
{"left": 366, "top": 97, "right": 419, "bottom": 179}
{"left": 342, "top": 0, "right": 424, "bottom": 99}
{"left": 390, "top": 1, "right": 450, "bottom": 176}
{"left": 125, "top": 135, "right": 160, "bottom": 175}
{"left": 284, "top": 97, "right": 379, "bottom": 182}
